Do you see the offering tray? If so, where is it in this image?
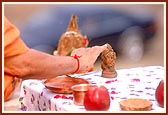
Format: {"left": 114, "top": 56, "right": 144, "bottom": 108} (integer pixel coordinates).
{"left": 43, "top": 75, "right": 89, "bottom": 94}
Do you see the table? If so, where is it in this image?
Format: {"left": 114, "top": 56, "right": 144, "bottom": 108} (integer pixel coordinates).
{"left": 18, "top": 66, "right": 165, "bottom": 112}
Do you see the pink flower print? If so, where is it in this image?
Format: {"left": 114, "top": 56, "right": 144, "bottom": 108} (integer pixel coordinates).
{"left": 131, "top": 78, "right": 140, "bottom": 82}
{"left": 91, "top": 82, "right": 97, "bottom": 84}
{"left": 54, "top": 95, "right": 61, "bottom": 99}
{"left": 40, "top": 92, "right": 43, "bottom": 96}
{"left": 20, "top": 102, "right": 27, "bottom": 111}
{"left": 68, "top": 96, "right": 73, "bottom": 100}
{"left": 105, "top": 79, "right": 117, "bottom": 84}
{"left": 105, "top": 80, "right": 111, "bottom": 84}
{"left": 54, "top": 94, "right": 73, "bottom": 100}
{"left": 24, "top": 90, "right": 26, "bottom": 95}
{"left": 111, "top": 96, "right": 114, "bottom": 100}
{"left": 111, "top": 91, "right": 118, "bottom": 94}
{"left": 61, "top": 95, "right": 68, "bottom": 99}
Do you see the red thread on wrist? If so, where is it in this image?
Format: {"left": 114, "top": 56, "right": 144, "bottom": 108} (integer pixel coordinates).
{"left": 72, "top": 54, "right": 81, "bottom": 74}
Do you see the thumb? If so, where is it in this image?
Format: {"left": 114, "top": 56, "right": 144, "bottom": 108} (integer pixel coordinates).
{"left": 91, "top": 44, "right": 108, "bottom": 55}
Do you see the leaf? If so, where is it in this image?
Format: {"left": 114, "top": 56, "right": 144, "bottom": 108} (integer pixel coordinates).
{"left": 19, "top": 97, "right": 24, "bottom": 101}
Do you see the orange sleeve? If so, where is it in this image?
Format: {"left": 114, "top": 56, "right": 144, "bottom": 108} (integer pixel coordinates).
{"left": 4, "top": 17, "right": 29, "bottom": 101}
{"left": 4, "top": 17, "right": 29, "bottom": 57}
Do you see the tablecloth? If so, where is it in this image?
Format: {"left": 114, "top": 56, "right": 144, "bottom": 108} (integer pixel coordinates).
{"left": 18, "top": 66, "right": 165, "bottom": 112}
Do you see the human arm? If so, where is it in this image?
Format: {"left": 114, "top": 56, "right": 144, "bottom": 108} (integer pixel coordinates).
{"left": 5, "top": 44, "right": 107, "bottom": 79}
{"left": 5, "top": 49, "right": 79, "bottom": 80}
{"left": 4, "top": 16, "right": 107, "bottom": 80}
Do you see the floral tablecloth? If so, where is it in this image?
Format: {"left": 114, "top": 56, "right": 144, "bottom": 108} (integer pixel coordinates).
{"left": 18, "top": 66, "right": 165, "bottom": 112}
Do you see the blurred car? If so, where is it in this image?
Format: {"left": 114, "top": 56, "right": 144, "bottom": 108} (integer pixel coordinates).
{"left": 19, "top": 4, "right": 157, "bottom": 61}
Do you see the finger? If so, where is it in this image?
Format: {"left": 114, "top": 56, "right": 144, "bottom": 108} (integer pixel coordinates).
{"left": 91, "top": 44, "right": 108, "bottom": 52}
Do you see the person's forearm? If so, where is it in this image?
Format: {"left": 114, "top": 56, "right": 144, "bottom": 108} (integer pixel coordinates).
{"left": 4, "top": 49, "right": 78, "bottom": 79}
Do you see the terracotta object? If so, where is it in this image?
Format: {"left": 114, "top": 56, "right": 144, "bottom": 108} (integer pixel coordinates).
{"left": 43, "top": 75, "right": 89, "bottom": 94}
{"left": 101, "top": 43, "right": 117, "bottom": 78}
{"left": 71, "top": 84, "right": 90, "bottom": 106}
{"left": 56, "top": 14, "right": 88, "bottom": 56}
{"left": 119, "top": 98, "right": 153, "bottom": 111}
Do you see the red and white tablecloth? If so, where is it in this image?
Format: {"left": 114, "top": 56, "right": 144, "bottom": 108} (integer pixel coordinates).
{"left": 18, "top": 66, "right": 165, "bottom": 112}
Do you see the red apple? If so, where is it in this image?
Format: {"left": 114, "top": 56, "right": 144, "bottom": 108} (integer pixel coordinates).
{"left": 84, "top": 85, "right": 110, "bottom": 111}
{"left": 155, "top": 80, "right": 164, "bottom": 107}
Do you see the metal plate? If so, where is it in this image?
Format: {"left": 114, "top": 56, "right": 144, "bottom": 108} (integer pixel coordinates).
{"left": 43, "top": 75, "right": 89, "bottom": 94}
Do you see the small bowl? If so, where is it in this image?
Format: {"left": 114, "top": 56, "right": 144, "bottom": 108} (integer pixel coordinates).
{"left": 71, "top": 84, "right": 90, "bottom": 106}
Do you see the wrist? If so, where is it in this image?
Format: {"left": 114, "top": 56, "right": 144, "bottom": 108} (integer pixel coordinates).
{"left": 72, "top": 54, "right": 81, "bottom": 74}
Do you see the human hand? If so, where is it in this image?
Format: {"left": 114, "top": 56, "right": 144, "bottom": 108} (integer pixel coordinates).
{"left": 71, "top": 44, "right": 107, "bottom": 73}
